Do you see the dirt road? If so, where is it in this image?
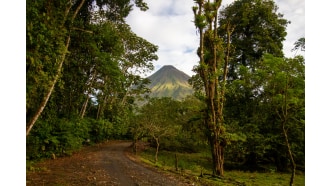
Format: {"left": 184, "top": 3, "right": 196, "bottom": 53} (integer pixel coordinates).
{"left": 26, "top": 141, "right": 193, "bottom": 185}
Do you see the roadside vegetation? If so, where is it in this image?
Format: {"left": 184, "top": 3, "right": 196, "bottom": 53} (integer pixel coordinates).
{"left": 138, "top": 147, "right": 305, "bottom": 186}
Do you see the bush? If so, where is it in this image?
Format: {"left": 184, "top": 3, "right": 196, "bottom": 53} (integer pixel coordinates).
{"left": 27, "top": 117, "right": 90, "bottom": 160}
{"left": 26, "top": 115, "right": 133, "bottom": 161}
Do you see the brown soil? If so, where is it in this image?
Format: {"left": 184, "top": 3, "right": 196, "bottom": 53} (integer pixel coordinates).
{"left": 26, "top": 140, "right": 195, "bottom": 186}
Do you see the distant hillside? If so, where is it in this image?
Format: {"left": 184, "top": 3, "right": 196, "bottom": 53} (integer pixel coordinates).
{"left": 146, "top": 65, "right": 194, "bottom": 100}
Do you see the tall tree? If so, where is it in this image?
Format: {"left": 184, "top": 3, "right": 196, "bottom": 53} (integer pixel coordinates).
{"left": 192, "top": 0, "right": 232, "bottom": 176}
{"left": 217, "top": 0, "right": 290, "bottom": 169}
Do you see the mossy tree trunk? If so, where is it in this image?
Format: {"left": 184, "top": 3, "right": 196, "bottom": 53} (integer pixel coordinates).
{"left": 192, "top": 0, "right": 232, "bottom": 177}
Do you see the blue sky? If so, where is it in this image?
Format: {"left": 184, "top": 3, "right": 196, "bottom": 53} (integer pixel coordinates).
{"left": 126, "top": 0, "right": 305, "bottom": 77}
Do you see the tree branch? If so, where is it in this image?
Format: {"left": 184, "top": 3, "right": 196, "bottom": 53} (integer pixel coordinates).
{"left": 72, "top": 27, "right": 93, "bottom": 34}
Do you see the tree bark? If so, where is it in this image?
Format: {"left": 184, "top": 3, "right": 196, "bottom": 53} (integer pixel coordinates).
{"left": 26, "top": 0, "right": 86, "bottom": 136}
{"left": 80, "top": 95, "right": 89, "bottom": 119}
{"left": 154, "top": 137, "right": 160, "bottom": 163}
{"left": 209, "top": 131, "right": 225, "bottom": 176}
{"left": 283, "top": 122, "right": 296, "bottom": 186}
{"left": 175, "top": 153, "right": 179, "bottom": 171}
{"left": 97, "top": 95, "right": 108, "bottom": 120}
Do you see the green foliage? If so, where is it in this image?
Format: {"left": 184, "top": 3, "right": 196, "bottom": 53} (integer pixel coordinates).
{"left": 27, "top": 116, "right": 126, "bottom": 160}
{"left": 26, "top": 0, "right": 158, "bottom": 160}
{"left": 26, "top": 0, "right": 68, "bottom": 122}
{"left": 194, "top": 15, "right": 208, "bottom": 29}
{"left": 136, "top": 97, "right": 181, "bottom": 139}
{"left": 133, "top": 96, "right": 208, "bottom": 153}
{"left": 292, "top": 37, "right": 305, "bottom": 52}
{"left": 139, "top": 147, "right": 305, "bottom": 186}
{"left": 27, "top": 118, "right": 87, "bottom": 159}
{"left": 219, "top": 0, "right": 289, "bottom": 80}
{"left": 134, "top": 0, "right": 149, "bottom": 11}
{"left": 224, "top": 53, "right": 304, "bottom": 172}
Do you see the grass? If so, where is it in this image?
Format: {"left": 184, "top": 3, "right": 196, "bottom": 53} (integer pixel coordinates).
{"left": 138, "top": 148, "right": 305, "bottom": 186}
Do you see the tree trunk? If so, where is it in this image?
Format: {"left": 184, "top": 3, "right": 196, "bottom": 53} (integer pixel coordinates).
{"left": 278, "top": 74, "right": 296, "bottom": 185}
{"left": 26, "top": 36, "right": 71, "bottom": 136}
{"left": 175, "top": 153, "right": 179, "bottom": 171}
{"left": 193, "top": 0, "right": 226, "bottom": 177}
{"left": 208, "top": 127, "right": 225, "bottom": 176}
{"left": 154, "top": 137, "right": 160, "bottom": 163}
{"left": 80, "top": 95, "right": 89, "bottom": 118}
{"left": 26, "top": 0, "right": 86, "bottom": 136}
{"left": 96, "top": 103, "right": 101, "bottom": 120}
{"left": 133, "top": 138, "right": 138, "bottom": 155}
{"left": 96, "top": 95, "right": 108, "bottom": 120}
{"left": 283, "top": 122, "right": 296, "bottom": 186}
{"left": 80, "top": 69, "right": 97, "bottom": 118}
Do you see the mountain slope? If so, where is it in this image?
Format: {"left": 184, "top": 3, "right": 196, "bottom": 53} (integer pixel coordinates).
{"left": 146, "top": 65, "right": 193, "bottom": 100}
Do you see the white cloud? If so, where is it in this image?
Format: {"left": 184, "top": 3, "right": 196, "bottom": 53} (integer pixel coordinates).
{"left": 127, "top": 0, "right": 199, "bottom": 76}
{"left": 276, "top": 0, "right": 305, "bottom": 57}
{"left": 126, "top": 0, "right": 305, "bottom": 76}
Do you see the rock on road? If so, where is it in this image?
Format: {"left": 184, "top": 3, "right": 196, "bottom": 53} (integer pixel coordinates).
{"left": 27, "top": 141, "right": 193, "bottom": 186}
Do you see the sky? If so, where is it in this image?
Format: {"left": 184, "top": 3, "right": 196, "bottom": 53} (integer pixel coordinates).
{"left": 126, "top": 0, "right": 305, "bottom": 77}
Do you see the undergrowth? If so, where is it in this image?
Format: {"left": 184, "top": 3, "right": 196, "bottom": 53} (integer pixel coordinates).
{"left": 138, "top": 148, "right": 305, "bottom": 186}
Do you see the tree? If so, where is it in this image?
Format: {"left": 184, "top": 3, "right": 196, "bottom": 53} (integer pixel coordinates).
{"left": 216, "top": 0, "right": 290, "bottom": 170}
{"left": 130, "top": 113, "right": 147, "bottom": 154}
{"left": 192, "top": 0, "right": 232, "bottom": 176}
{"left": 261, "top": 54, "right": 304, "bottom": 185}
{"left": 223, "top": 53, "right": 304, "bottom": 173}
{"left": 136, "top": 98, "right": 180, "bottom": 163}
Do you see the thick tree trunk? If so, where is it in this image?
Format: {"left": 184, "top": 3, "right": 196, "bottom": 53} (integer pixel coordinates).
{"left": 26, "top": 0, "right": 86, "bottom": 136}
{"left": 209, "top": 132, "right": 224, "bottom": 176}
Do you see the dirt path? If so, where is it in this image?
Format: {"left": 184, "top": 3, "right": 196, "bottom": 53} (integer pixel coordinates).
{"left": 26, "top": 141, "right": 193, "bottom": 185}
